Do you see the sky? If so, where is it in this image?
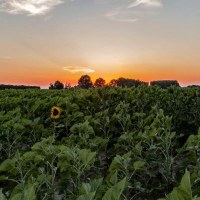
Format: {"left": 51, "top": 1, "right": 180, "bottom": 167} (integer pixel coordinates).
{"left": 0, "top": 0, "right": 200, "bottom": 88}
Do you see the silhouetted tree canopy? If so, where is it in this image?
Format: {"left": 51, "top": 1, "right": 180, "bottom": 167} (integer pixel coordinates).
{"left": 48, "top": 77, "right": 183, "bottom": 90}
{"left": 116, "top": 77, "right": 148, "bottom": 88}
{"left": 150, "top": 80, "right": 180, "bottom": 88}
{"left": 109, "top": 79, "right": 118, "bottom": 87}
{"left": 78, "top": 75, "right": 93, "bottom": 89}
{"left": 49, "top": 80, "right": 64, "bottom": 89}
{"left": 187, "top": 85, "right": 200, "bottom": 88}
{"left": 65, "top": 82, "right": 72, "bottom": 89}
{"left": 94, "top": 78, "right": 106, "bottom": 87}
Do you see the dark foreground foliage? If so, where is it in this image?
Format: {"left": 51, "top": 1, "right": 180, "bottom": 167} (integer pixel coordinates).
{"left": 0, "top": 86, "right": 200, "bottom": 199}
{"left": 0, "top": 84, "right": 40, "bottom": 90}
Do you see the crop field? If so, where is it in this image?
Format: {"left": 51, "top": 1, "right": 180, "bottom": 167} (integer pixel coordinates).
{"left": 0, "top": 86, "right": 200, "bottom": 200}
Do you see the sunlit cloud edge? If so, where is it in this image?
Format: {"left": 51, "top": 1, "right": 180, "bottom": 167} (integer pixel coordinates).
{"left": 0, "top": 0, "right": 64, "bottom": 16}
{"left": 63, "top": 66, "right": 95, "bottom": 74}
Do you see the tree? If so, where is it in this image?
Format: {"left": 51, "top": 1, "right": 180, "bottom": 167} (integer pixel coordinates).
{"left": 49, "top": 80, "right": 64, "bottom": 89}
{"left": 78, "top": 75, "right": 93, "bottom": 89}
{"left": 94, "top": 78, "right": 106, "bottom": 87}
{"left": 150, "top": 80, "right": 180, "bottom": 88}
{"left": 187, "top": 85, "right": 200, "bottom": 88}
{"left": 49, "top": 83, "right": 54, "bottom": 89}
{"left": 117, "top": 77, "right": 148, "bottom": 87}
{"left": 109, "top": 79, "right": 117, "bottom": 87}
{"left": 65, "top": 82, "right": 72, "bottom": 89}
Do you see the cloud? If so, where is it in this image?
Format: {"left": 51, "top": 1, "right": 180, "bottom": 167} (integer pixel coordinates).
{"left": 105, "top": 0, "right": 163, "bottom": 23}
{"left": 0, "top": 0, "right": 64, "bottom": 16}
{"left": 128, "top": 0, "right": 162, "bottom": 8}
{"left": 105, "top": 9, "right": 139, "bottom": 23}
{"left": 63, "top": 66, "right": 95, "bottom": 74}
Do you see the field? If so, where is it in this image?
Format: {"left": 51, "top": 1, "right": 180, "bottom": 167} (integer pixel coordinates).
{"left": 0, "top": 86, "right": 200, "bottom": 200}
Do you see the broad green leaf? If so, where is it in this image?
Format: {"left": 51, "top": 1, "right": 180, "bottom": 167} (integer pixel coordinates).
{"left": 88, "top": 178, "right": 103, "bottom": 193}
{"left": 109, "top": 155, "right": 122, "bottom": 172}
{"left": 59, "top": 146, "right": 77, "bottom": 161}
{"left": 106, "top": 171, "right": 118, "bottom": 186}
{"left": 76, "top": 192, "right": 95, "bottom": 200}
{"left": 81, "top": 183, "right": 92, "bottom": 194}
{"left": 21, "top": 119, "right": 32, "bottom": 126}
{"left": 23, "top": 184, "right": 37, "bottom": 200}
{"left": 32, "top": 136, "right": 55, "bottom": 152}
{"left": 0, "top": 159, "right": 16, "bottom": 172}
{"left": 22, "top": 152, "right": 36, "bottom": 162}
{"left": 78, "top": 178, "right": 103, "bottom": 200}
{"left": 102, "top": 178, "right": 126, "bottom": 200}
{"left": 78, "top": 149, "right": 96, "bottom": 168}
{"left": 10, "top": 184, "right": 23, "bottom": 199}
{"left": 70, "top": 121, "right": 94, "bottom": 136}
{"left": 162, "top": 169, "right": 195, "bottom": 200}
{"left": 109, "top": 153, "right": 131, "bottom": 172}
{"left": 10, "top": 184, "right": 36, "bottom": 200}
{"left": 34, "top": 155, "right": 45, "bottom": 164}
{"left": 10, "top": 193, "right": 23, "bottom": 200}
{"left": 179, "top": 169, "right": 192, "bottom": 198}
{"left": 133, "top": 160, "right": 145, "bottom": 171}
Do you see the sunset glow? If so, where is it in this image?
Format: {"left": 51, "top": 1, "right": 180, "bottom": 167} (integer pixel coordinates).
{"left": 0, "top": 0, "right": 200, "bottom": 88}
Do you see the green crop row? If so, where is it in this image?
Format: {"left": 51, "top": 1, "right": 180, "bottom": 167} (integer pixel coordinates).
{"left": 0, "top": 86, "right": 200, "bottom": 199}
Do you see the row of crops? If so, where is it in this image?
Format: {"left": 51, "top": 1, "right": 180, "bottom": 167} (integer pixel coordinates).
{"left": 0, "top": 86, "right": 200, "bottom": 199}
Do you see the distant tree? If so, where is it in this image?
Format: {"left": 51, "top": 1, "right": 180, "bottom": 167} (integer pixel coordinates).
{"left": 54, "top": 81, "right": 64, "bottom": 89}
{"left": 187, "top": 85, "right": 200, "bottom": 88}
{"left": 49, "top": 80, "right": 64, "bottom": 89}
{"left": 116, "top": 77, "right": 148, "bottom": 88}
{"left": 78, "top": 75, "right": 93, "bottom": 89}
{"left": 65, "top": 82, "right": 72, "bottom": 89}
{"left": 94, "top": 78, "right": 106, "bottom": 87}
{"left": 49, "top": 83, "right": 54, "bottom": 89}
{"left": 150, "top": 80, "right": 180, "bottom": 88}
{"left": 109, "top": 79, "right": 118, "bottom": 87}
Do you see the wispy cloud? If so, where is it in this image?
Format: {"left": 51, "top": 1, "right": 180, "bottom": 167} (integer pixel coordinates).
{"left": 128, "top": 0, "right": 162, "bottom": 8}
{"left": 0, "top": 0, "right": 64, "bottom": 16}
{"left": 63, "top": 66, "right": 95, "bottom": 74}
{"left": 105, "top": 0, "right": 163, "bottom": 23}
{"left": 105, "top": 9, "right": 139, "bottom": 23}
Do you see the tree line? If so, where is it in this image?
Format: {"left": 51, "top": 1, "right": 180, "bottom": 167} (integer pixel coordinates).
{"left": 49, "top": 75, "right": 180, "bottom": 89}
{"left": 0, "top": 84, "right": 40, "bottom": 90}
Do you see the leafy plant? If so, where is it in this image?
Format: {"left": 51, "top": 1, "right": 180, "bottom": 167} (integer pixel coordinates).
{"left": 160, "top": 169, "right": 200, "bottom": 200}
{"left": 0, "top": 87, "right": 200, "bottom": 199}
